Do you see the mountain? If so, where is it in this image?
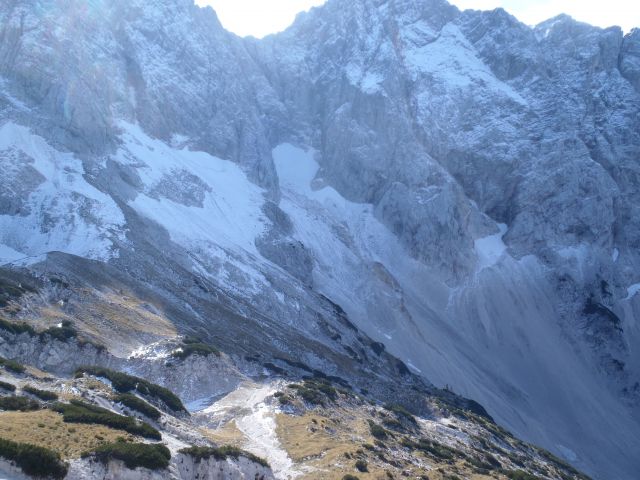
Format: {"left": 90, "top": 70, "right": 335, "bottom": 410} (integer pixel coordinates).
{"left": 0, "top": 0, "right": 638, "bottom": 478}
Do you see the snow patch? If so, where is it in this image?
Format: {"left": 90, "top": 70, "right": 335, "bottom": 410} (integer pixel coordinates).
{"left": 474, "top": 223, "right": 508, "bottom": 270}
{"left": 0, "top": 122, "right": 125, "bottom": 261}
{"left": 185, "top": 396, "right": 215, "bottom": 413}
{"left": 199, "top": 382, "right": 300, "bottom": 479}
{"left": 406, "top": 360, "right": 422, "bottom": 374}
{"left": 344, "top": 63, "right": 385, "bottom": 94}
{"left": 117, "top": 122, "right": 267, "bottom": 257}
{"left": 0, "top": 244, "right": 27, "bottom": 265}
{"left": 403, "top": 23, "right": 527, "bottom": 105}
{"left": 625, "top": 283, "right": 640, "bottom": 300}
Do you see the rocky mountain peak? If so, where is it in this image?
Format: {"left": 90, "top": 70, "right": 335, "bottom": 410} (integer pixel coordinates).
{"left": 0, "top": 1, "right": 638, "bottom": 478}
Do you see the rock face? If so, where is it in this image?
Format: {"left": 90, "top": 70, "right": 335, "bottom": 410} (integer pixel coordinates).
{"left": 66, "top": 460, "right": 169, "bottom": 480}
{"left": 64, "top": 457, "right": 273, "bottom": 480}
{"left": 175, "top": 454, "right": 274, "bottom": 480}
{"left": 0, "top": 0, "right": 639, "bottom": 478}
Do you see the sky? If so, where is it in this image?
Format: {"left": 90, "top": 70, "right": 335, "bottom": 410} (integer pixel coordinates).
{"left": 196, "top": 0, "right": 639, "bottom": 38}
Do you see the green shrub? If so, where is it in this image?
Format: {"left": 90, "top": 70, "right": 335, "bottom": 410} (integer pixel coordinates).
{"left": 23, "top": 385, "right": 58, "bottom": 401}
{"left": 38, "top": 322, "right": 77, "bottom": 342}
{"left": 0, "top": 319, "right": 103, "bottom": 351}
{"left": 275, "top": 393, "right": 292, "bottom": 406}
{"left": 355, "top": 459, "right": 368, "bottom": 472}
{"left": 0, "top": 396, "right": 40, "bottom": 411}
{"left": 75, "top": 366, "right": 186, "bottom": 413}
{"left": 0, "top": 278, "right": 36, "bottom": 308}
{"left": 0, "top": 355, "right": 25, "bottom": 374}
{"left": 53, "top": 400, "right": 161, "bottom": 440}
{"left": 0, "top": 437, "right": 67, "bottom": 479}
{"left": 114, "top": 393, "right": 161, "bottom": 420}
{"left": 290, "top": 378, "right": 338, "bottom": 406}
{"left": 171, "top": 342, "right": 220, "bottom": 360}
{"left": 180, "top": 445, "right": 269, "bottom": 468}
{"left": 382, "top": 418, "right": 403, "bottom": 430}
{"left": 0, "top": 380, "right": 16, "bottom": 392}
{"left": 536, "top": 448, "right": 590, "bottom": 479}
{"left": 400, "top": 437, "right": 458, "bottom": 461}
{"left": 367, "top": 421, "right": 388, "bottom": 440}
{"left": 0, "top": 318, "right": 36, "bottom": 336}
{"left": 343, "top": 475, "right": 360, "bottom": 480}
{"left": 383, "top": 403, "right": 417, "bottom": 424}
{"left": 504, "top": 471, "right": 541, "bottom": 480}
{"left": 84, "top": 441, "right": 170, "bottom": 470}
{"left": 182, "top": 336, "right": 202, "bottom": 345}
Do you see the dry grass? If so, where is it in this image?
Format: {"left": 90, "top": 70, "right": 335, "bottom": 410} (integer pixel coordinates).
{"left": 274, "top": 408, "right": 508, "bottom": 480}
{"left": 0, "top": 409, "right": 138, "bottom": 459}
{"left": 275, "top": 410, "right": 415, "bottom": 479}
{"left": 10, "top": 289, "right": 177, "bottom": 355}
{"left": 200, "top": 420, "right": 245, "bottom": 447}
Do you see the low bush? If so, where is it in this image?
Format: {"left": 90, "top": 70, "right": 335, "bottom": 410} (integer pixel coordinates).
{"left": 503, "top": 470, "right": 541, "bottom": 480}
{"left": 0, "top": 318, "right": 36, "bottom": 336}
{"left": 114, "top": 393, "right": 161, "bottom": 420}
{"left": 383, "top": 403, "right": 417, "bottom": 424}
{"left": 180, "top": 445, "right": 269, "bottom": 468}
{"left": 0, "top": 437, "right": 68, "bottom": 479}
{"left": 38, "top": 321, "right": 77, "bottom": 342}
{"left": 23, "top": 385, "right": 58, "bottom": 401}
{"left": 0, "top": 380, "right": 16, "bottom": 392}
{"left": 0, "top": 318, "right": 104, "bottom": 351}
{"left": 75, "top": 366, "right": 186, "bottom": 413}
{"left": 368, "top": 420, "right": 388, "bottom": 440}
{"left": 355, "top": 459, "right": 368, "bottom": 472}
{"left": 0, "top": 396, "right": 40, "bottom": 411}
{"left": 84, "top": 441, "right": 170, "bottom": 470}
{"left": 400, "top": 437, "right": 458, "bottom": 461}
{"left": 343, "top": 475, "right": 360, "bottom": 480}
{"left": 536, "top": 448, "right": 590, "bottom": 479}
{"left": 53, "top": 400, "right": 161, "bottom": 440}
{"left": 172, "top": 342, "right": 219, "bottom": 360}
{"left": 290, "top": 378, "right": 338, "bottom": 406}
{"left": 0, "top": 278, "right": 36, "bottom": 308}
{"left": 0, "top": 355, "right": 25, "bottom": 374}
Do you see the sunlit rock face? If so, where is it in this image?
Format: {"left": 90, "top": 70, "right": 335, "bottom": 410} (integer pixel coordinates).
{"left": 0, "top": 0, "right": 639, "bottom": 478}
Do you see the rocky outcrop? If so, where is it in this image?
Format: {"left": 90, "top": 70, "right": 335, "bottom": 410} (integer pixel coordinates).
{"left": 0, "top": 332, "right": 117, "bottom": 375}
{"left": 175, "top": 454, "right": 274, "bottom": 480}
{"left": 66, "top": 459, "right": 168, "bottom": 480}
